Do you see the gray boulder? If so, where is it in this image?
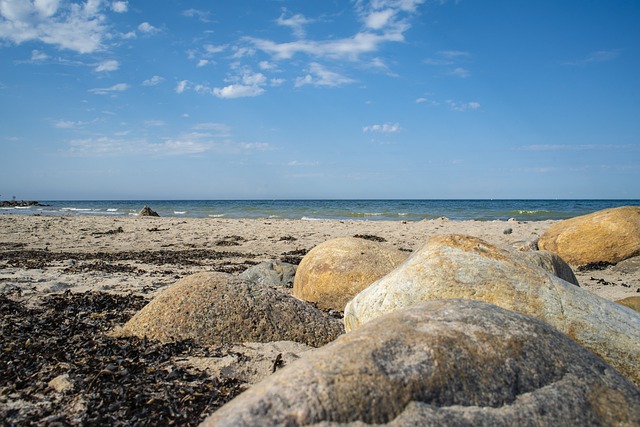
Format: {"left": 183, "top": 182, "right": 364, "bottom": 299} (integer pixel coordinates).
{"left": 240, "top": 261, "right": 297, "bottom": 289}
{"left": 116, "top": 272, "right": 344, "bottom": 347}
{"left": 344, "top": 234, "right": 640, "bottom": 385}
{"left": 201, "top": 299, "right": 640, "bottom": 426}
{"left": 518, "top": 250, "right": 579, "bottom": 285}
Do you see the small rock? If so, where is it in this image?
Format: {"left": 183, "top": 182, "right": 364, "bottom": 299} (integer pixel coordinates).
{"left": 49, "top": 374, "right": 73, "bottom": 393}
{"left": 138, "top": 206, "right": 160, "bottom": 217}
{"left": 503, "top": 227, "right": 513, "bottom": 234}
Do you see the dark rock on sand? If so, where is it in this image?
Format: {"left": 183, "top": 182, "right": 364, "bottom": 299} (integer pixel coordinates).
{"left": 239, "top": 260, "right": 297, "bottom": 289}
{"left": 117, "top": 272, "right": 344, "bottom": 347}
{"left": 201, "top": 299, "right": 640, "bottom": 427}
{"left": 138, "top": 205, "right": 160, "bottom": 217}
{"left": 538, "top": 206, "right": 640, "bottom": 266}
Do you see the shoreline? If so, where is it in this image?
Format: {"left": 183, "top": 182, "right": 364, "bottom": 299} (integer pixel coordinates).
{"left": 1, "top": 214, "right": 638, "bottom": 302}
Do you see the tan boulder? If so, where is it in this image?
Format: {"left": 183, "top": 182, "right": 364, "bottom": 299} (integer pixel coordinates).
{"left": 616, "top": 296, "right": 640, "bottom": 313}
{"left": 202, "top": 300, "right": 640, "bottom": 427}
{"left": 116, "top": 272, "right": 343, "bottom": 347}
{"left": 538, "top": 206, "right": 640, "bottom": 266}
{"left": 293, "top": 237, "right": 408, "bottom": 311}
{"left": 344, "top": 234, "right": 640, "bottom": 385}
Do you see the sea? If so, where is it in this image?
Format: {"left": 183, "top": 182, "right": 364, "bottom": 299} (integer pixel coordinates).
{"left": 2, "top": 200, "right": 638, "bottom": 222}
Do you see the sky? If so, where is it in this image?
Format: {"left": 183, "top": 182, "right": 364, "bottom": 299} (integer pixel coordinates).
{"left": 1, "top": 0, "right": 639, "bottom": 200}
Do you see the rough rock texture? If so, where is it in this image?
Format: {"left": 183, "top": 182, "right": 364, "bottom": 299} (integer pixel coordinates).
{"left": 518, "top": 250, "right": 579, "bottom": 285}
{"left": 616, "top": 296, "right": 640, "bottom": 313}
{"left": 137, "top": 205, "right": 160, "bottom": 217}
{"left": 202, "top": 299, "right": 640, "bottom": 427}
{"left": 612, "top": 255, "right": 640, "bottom": 274}
{"left": 239, "top": 261, "right": 296, "bottom": 289}
{"left": 117, "top": 272, "right": 344, "bottom": 347}
{"left": 344, "top": 234, "right": 640, "bottom": 385}
{"left": 293, "top": 237, "right": 408, "bottom": 311}
{"left": 538, "top": 206, "right": 640, "bottom": 266}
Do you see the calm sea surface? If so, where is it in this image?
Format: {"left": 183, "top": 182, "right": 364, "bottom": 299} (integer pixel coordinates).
{"left": 2, "top": 200, "right": 638, "bottom": 221}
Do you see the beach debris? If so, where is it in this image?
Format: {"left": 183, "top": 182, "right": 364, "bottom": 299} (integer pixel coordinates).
{"left": 138, "top": 205, "right": 160, "bottom": 217}
{"left": 0, "top": 291, "right": 244, "bottom": 426}
{"left": 239, "top": 260, "right": 297, "bottom": 289}
{"left": 344, "top": 234, "right": 640, "bottom": 385}
{"left": 91, "top": 226, "right": 124, "bottom": 236}
{"left": 279, "top": 248, "right": 308, "bottom": 265}
{"left": 202, "top": 299, "right": 640, "bottom": 427}
{"left": 293, "top": 237, "right": 408, "bottom": 312}
{"left": 353, "top": 234, "right": 387, "bottom": 242}
{"left": 116, "top": 272, "right": 344, "bottom": 347}
{"left": 538, "top": 206, "right": 640, "bottom": 266}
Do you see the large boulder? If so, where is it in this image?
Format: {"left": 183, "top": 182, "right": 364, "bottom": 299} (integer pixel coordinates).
{"left": 518, "top": 250, "right": 579, "bottom": 285}
{"left": 344, "top": 234, "right": 640, "bottom": 385}
{"left": 538, "top": 206, "right": 640, "bottom": 266}
{"left": 616, "top": 296, "right": 640, "bottom": 313}
{"left": 116, "top": 272, "right": 343, "bottom": 347}
{"left": 293, "top": 237, "right": 408, "bottom": 311}
{"left": 202, "top": 299, "right": 640, "bottom": 427}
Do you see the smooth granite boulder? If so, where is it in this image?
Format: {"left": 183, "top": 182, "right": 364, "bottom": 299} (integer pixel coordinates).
{"left": 201, "top": 299, "right": 640, "bottom": 427}
{"left": 538, "top": 206, "right": 640, "bottom": 266}
{"left": 518, "top": 250, "right": 579, "bottom": 285}
{"left": 117, "top": 272, "right": 344, "bottom": 347}
{"left": 293, "top": 237, "right": 408, "bottom": 311}
{"left": 344, "top": 234, "right": 640, "bottom": 385}
{"left": 616, "top": 296, "right": 640, "bottom": 313}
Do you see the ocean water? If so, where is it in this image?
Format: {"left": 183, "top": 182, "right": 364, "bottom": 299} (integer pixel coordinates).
{"left": 2, "top": 200, "right": 639, "bottom": 221}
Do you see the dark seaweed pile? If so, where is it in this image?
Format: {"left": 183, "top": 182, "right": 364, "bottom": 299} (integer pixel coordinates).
{"left": 0, "top": 291, "right": 245, "bottom": 426}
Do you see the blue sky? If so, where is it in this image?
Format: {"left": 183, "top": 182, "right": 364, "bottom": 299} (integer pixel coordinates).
{"left": 1, "top": 0, "right": 639, "bottom": 200}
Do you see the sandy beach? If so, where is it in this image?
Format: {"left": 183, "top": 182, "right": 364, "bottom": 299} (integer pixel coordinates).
{"left": 1, "top": 214, "right": 639, "bottom": 425}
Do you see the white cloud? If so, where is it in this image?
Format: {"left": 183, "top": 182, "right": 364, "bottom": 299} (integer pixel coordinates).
{"left": 88, "top": 82, "right": 129, "bottom": 95}
{"left": 445, "top": 100, "right": 480, "bottom": 112}
{"left": 111, "top": 1, "right": 128, "bottom": 13}
{"left": 213, "top": 84, "right": 265, "bottom": 99}
{"left": 276, "top": 11, "right": 312, "bottom": 38}
{"left": 259, "top": 60, "right": 277, "bottom": 71}
{"left": 365, "top": 9, "right": 396, "bottom": 30}
{"left": 142, "top": 75, "right": 164, "bottom": 86}
{"left": 144, "top": 120, "right": 165, "bottom": 127}
{"left": 363, "top": 122, "right": 402, "bottom": 133}
{"left": 137, "top": 22, "right": 158, "bottom": 34}
{"left": 204, "top": 44, "right": 226, "bottom": 54}
{"left": 564, "top": 49, "right": 622, "bottom": 66}
{"left": 31, "top": 49, "right": 48, "bottom": 61}
{"left": 448, "top": 67, "right": 470, "bottom": 78}
{"left": 53, "top": 119, "right": 84, "bottom": 129}
{"left": 0, "top": 0, "right": 109, "bottom": 53}
{"left": 175, "top": 80, "right": 189, "bottom": 93}
{"left": 439, "top": 50, "right": 470, "bottom": 59}
{"left": 295, "top": 63, "right": 355, "bottom": 87}
{"left": 95, "top": 59, "right": 119, "bottom": 72}
{"left": 197, "top": 59, "right": 209, "bottom": 67}
{"left": 183, "top": 8, "right": 213, "bottom": 23}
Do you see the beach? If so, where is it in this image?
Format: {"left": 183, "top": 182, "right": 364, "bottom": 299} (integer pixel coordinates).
{"left": 2, "top": 214, "right": 639, "bottom": 425}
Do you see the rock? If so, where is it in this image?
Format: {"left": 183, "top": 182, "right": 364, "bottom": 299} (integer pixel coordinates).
{"left": 138, "top": 205, "right": 160, "bottom": 217}
{"left": 48, "top": 374, "right": 73, "bottom": 393}
{"left": 116, "top": 272, "right": 343, "bottom": 347}
{"left": 503, "top": 227, "right": 513, "bottom": 234}
{"left": 538, "top": 206, "right": 640, "bottom": 266}
{"left": 239, "top": 261, "right": 296, "bottom": 289}
{"left": 612, "top": 255, "right": 640, "bottom": 274}
{"left": 201, "top": 300, "right": 640, "bottom": 427}
{"left": 293, "top": 237, "right": 408, "bottom": 311}
{"left": 344, "top": 234, "right": 640, "bottom": 385}
{"left": 518, "top": 250, "right": 579, "bottom": 286}
{"left": 616, "top": 296, "right": 640, "bottom": 313}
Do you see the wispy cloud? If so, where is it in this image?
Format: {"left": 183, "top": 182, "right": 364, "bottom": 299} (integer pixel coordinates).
{"left": 295, "top": 63, "right": 355, "bottom": 87}
{"left": 31, "top": 50, "right": 48, "bottom": 61}
{"left": 111, "top": 1, "right": 129, "bottom": 13}
{"left": 183, "top": 8, "right": 214, "bottom": 23}
{"left": 445, "top": 100, "right": 480, "bottom": 112}
{"left": 213, "top": 70, "right": 268, "bottom": 98}
{"left": 425, "top": 50, "right": 472, "bottom": 78}
{"left": 277, "top": 11, "right": 313, "bottom": 38}
{"left": 89, "top": 83, "right": 129, "bottom": 95}
{"left": 363, "top": 122, "right": 402, "bottom": 133}
{"left": 518, "top": 144, "right": 639, "bottom": 151}
{"left": 564, "top": 49, "right": 622, "bottom": 66}
{"left": 142, "top": 75, "right": 164, "bottom": 86}
{"left": 95, "top": 59, "right": 119, "bottom": 72}
{"left": 138, "top": 22, "right": 159, "bottom": 34}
